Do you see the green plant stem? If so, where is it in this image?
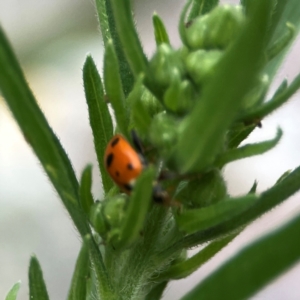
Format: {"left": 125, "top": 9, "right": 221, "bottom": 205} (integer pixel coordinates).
{"left": 115, "top": 206, "right": 170, "bottom": 299}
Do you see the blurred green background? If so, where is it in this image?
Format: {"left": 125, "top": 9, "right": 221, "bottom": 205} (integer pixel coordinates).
{"left": 1, "top": 0, "right": 300, "bottom": 299}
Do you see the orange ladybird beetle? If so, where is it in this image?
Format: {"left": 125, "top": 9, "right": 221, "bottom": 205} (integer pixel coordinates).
{"left": 104, "top": 133, "right": 169, "bottom": 204}
{"left": 104, "top": 134, "right": 144, "bottom": 194}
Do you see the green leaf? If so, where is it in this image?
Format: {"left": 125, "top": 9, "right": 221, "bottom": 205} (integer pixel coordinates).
{"left": 238, "top": 73, "right": 300, "bottom": 123}
{"left": 216, "top": 127, "right": 283, "bottom": 167}
{"left": 5, "top": 282, "right": 21, "bottom": 300}
{"left": 227, "top": 123, "right": 256, "bottom": 149}
{"left": 181, "top": 212, "right": 300, "bottom": 300}
{"left": 0, "top": 26, "right": 89, "bottom": 238}
{"left": 67, "top": 239, "right": 90, "bottom": 300}
{"left": 29, "top": 256, "right": 50, "bottom": 300}
{"left": 95, "top": 0, "right": 134, "bottom": 96}
{"left": 95, "top": 0, "right": 111, "bottom": 45}
{"left": 176, "top": 0, "right": 274, "bottom": 173}
{"left": 267, "top": 22, "right": 295, "bottom": 61}
{"left": 264, "top": 0, "right": 300, "bottom": 79}
{"left": 188, "top": 0, "right": 219, "bottom": 21}
{"left": 104, "top": 40, "right": 129, "bottom": 137}
{"left": 79, "top": 165, "right": 94, "bottom": 215}
{"left": 157, "top": 233, "right": 237, "bottom": 282}
{"left": 179, "top": 0, "right": 193, "bottom": 47}
{"left": 152, "top": 13, "right": 170, "bottom": 46}
{"left": 83, "top": 55, "right": 114, "bottom": 194}
{"left": 114, "top": 167, "right": 156, "bottom": 250}
{"left": 145, "top": 282, "right": 168, "bottom": 300}
{"left": 86, "top": 235, "right": 116, "bottom": 299}
{"left": 160, "top": 165, "right": 300, "bottom": 255}
{"left": 109, "top": 0, "right": 165, "bottom": 100}
{"left": 248, "top": 180, "right": 258, "bottom": 194}
{"left": 110, "top": 0, "right": 148, "bottom": 78}
{"left": 176, "top": 194, "right": 258, "bottom": 234}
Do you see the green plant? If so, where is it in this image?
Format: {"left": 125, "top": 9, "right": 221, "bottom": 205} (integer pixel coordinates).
{"left": 1, "top": 0, "right": 300, "bottom": 299}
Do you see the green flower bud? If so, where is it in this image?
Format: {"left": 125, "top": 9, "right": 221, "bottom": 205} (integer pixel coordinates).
{"left": 89, "top": 202, "right": 108, "bottom": 236}
{"left": 176, "top": 169, "right": 227, "bottom": 208}
{"left": 149, "top": 112, "right": 179, "bottom": 159}
{"left": 164, "top": 76, "right": 195, "bottom": 115}
{"left": 140, "top": 87, "right": 164, "bottom": 117}
{"left": 185, "top": 49, "right": 223, "bottom": 85}
{"left": 186, "top": 5, "right": 245, "bottom": 50}
{"left": 149, "top": 43, "right": 185, "bottom": 89}
{"left": 103, "top": 195, "right": 127, "bottom": 228}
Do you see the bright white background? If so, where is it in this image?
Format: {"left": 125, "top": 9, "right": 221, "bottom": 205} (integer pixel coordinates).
{"left": 0, "top": 0, "right": 300, "bottom": 299}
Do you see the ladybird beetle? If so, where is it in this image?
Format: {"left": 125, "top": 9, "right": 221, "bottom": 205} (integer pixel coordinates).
{"left": 104, "top": 133, "right": 178, "bottom": 205}
{"left": 104, "top": 134, "right": 144, "bottom": 194}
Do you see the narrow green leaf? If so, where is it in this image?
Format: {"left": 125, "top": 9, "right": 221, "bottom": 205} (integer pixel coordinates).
{"left": 181, "top": 213, "right": 300, "bottom": 300}
{"left": 152, "top": 13, "right": 170, "bottom": 46}
{"left": 227, "top": 123, "right": 256, "bottom": 149}
{"left": 273, "top": 79, "right": 288, "bottom": 97}
{"left": 176, "top": 0, "right": 273, "bottom": 173}
{"left": 145, "top": 282, "right": 168, "bottom": 300}
{"left": 5, "top": 282, "right": 21, "bottom": 300}
{"left": 104, "top": 40, "right": 129, "bottom": 137}
{"left": 95, "top": 0, "right": 111, "bottom": 45}
{"left": 87, "top": 235, "right": 116, "bottom": 299}
{"left": 179, "top": 0, "right": 193, "bottom": 47}
{"left": 0, "top": 26, "right": 90, "bottom": 237}
{"left": 248, "top": 180, "right": 258, "bottom": 194}
{"left": 83, "top": 55, "right": 113, "bottom": 194}
{"left": 276, "top": 170, "right": 292, "bottom": 184}
{"left": 67, "top": 240, "right": 89, "bottom": 300}
{"left": 29, "top": 256, "right": 50, "bottom": 300}
{"left": 110, "top": 0, "right": 148, "bottom": 78}
{"left": 161, "top": 165, "right": 300, "bottom": 255}
{"left": 114, "top": 167, "right": 156, "bottom": 250}
{"left": 238, "top": 73, "right": 300, "bottom": 123}
{"left": 264, "top": 0, "right": 300, "bottom": 79}
{"left": 267, "top": 22, "right": 295, "bottom": 61}
{"left": 188, "top": 0, "right": 219, "bottom": 21}
{"left": 95, "top": 0, "right": 134, "bottom": 96}
{"left": 157, "top": 233, "right": 237, "bottom": 282}
{"left": 109, "top": 0, "right": 164, "bottom": 99}
{"left": 176, "top": 195, "right": 258, "bottom": 234}
{"left": 79, "top": 165, "right": 94, "bottom": 215}
{"left": 216, "top": 127, "right": 283, "bottom": 168}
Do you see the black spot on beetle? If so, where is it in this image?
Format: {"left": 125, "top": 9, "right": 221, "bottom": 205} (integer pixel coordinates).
{"left": 106, "top": 153, "right": 114, "bottom": 167}
{"left": 111, "top": 137, "right": 120, "bottom": 147}
{"left": 127, "top": 163, "right": 134, "bottom": 170}
{"left": 123, "top": 184, "right": 133, "bottom": 192}
{"left": 115, "top": 171, "right": 120, "bottom": 177}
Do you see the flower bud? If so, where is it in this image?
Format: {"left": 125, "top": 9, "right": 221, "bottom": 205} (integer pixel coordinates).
{"left": 149, "top": 43, "right": 185, "bottom": 89}
{"left": 164, "top": 76, "right": 195, "bottom": 115}
{"left": 149, "top": 112, "right": 178, "bottom": 159}
{"left": 103, "top": 195, "right": 127, "bottom": 228}
{"left": 185, "top": 5, "right": 245, "bottom": 50}
{"left": 89, "top": 202, "right": 108, "bottom": 237}
{"left": 185, "top": 49, "right": 223, "bottom": 85}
